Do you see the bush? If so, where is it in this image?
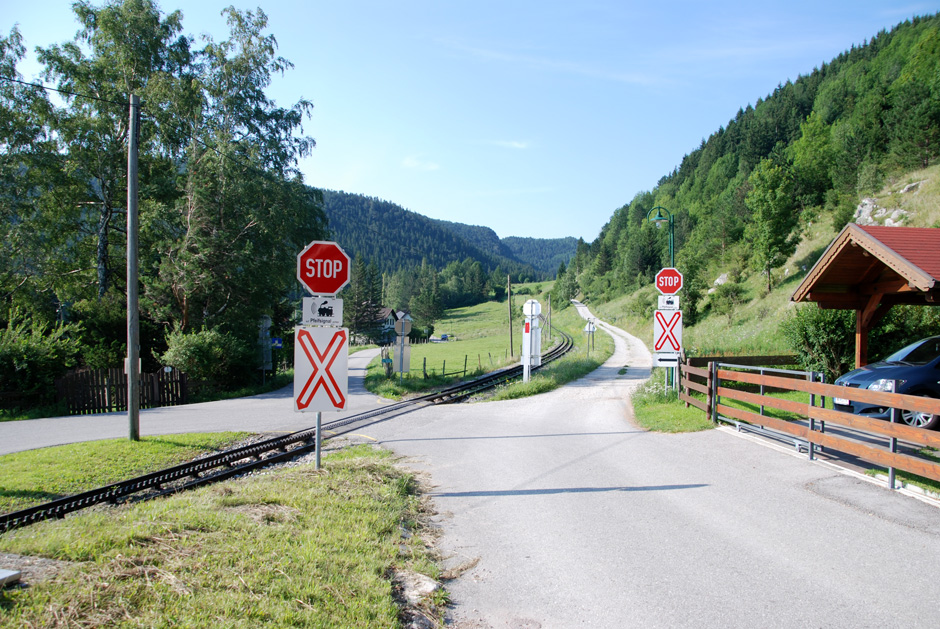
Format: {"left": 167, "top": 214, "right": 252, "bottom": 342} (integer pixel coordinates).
{"left": 783, "top": 303, "right": 940, "bottom": 382}
{"left": 0, "top": 310, "right": 81, "bottom": 405}
{"left": 159, "top": 327, "right": 256, "bottom": 393}
{"left": 781, "top": 305, "right": 854, "bottom": 382}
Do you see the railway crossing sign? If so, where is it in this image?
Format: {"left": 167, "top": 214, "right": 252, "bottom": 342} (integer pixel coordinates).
{"left": 653, "top": 309, "right": 683, "bottom": 352}
{"left": 302, "top": 296, "right": 343, "bottom": 327}
{"left": 294, "top": 326, "right": 349, "bottom": 412}
{"left": 297, "top": 240, "right": 351, "bottom": 296}
{"left": 655, "top": 267, "right": 683, "bottom": 295}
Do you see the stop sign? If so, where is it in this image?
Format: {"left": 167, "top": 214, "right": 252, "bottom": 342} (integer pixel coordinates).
{"left": 655, "top": 267, "right": 683, "bottom": 295}
{"left": 297, "top": 241, "right": 351, "bottom": 296}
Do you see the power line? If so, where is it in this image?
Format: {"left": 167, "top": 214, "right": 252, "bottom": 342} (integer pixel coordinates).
{"left": 0, "top": 75, "right": 129, "bottom": 107}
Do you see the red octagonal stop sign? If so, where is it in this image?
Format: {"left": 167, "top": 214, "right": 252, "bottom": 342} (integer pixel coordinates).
{"left": 655, "top": 267, "right": 683, "bottom": 295}
{"left": 297, "top": 240, "right": 351, "bottom": 296}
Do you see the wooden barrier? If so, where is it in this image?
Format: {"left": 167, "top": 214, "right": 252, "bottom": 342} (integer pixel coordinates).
{"left": 713, "top": 366, "right": 940, "bottom": 484}
{"left": 55, "top": 367, "right": 188, "bottom": 415}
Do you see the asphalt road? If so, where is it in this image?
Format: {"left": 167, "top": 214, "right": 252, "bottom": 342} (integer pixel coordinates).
{"left": 348, "top": 305, "right": 940, "bottom": 628}
{"left": 0, "top": 348, "right": 385, "bottom": 455}
{"left": 6, "top": 312, "right": 940, "bottom": 627}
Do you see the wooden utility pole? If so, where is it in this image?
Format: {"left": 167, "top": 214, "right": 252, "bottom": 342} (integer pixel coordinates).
{"left": 127, "top": 94, "right": 140, "bottom": 441}
{"left": 507, "top": 274, "right": 513, "bottom": 357}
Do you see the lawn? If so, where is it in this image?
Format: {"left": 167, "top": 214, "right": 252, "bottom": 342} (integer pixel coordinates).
{"left": 0, "top": 433, "right": 250, "bottom": 515}
{"left": 0, "top": 445, "right": 441, "bottom": 628}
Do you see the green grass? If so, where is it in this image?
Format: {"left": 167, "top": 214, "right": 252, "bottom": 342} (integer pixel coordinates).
{"left": 0, "top": 445, "right": 441, "bottom": 628}
{"left": 631, "top": 369, "right": 714, "bottom": 433}
{"left": 365, "top": 294, "right": 615, "bottom": 401}
{"left": 487, "top": 305, "right": 614, "bottom": 401}
{"left": 0, "top": 433, "right": 250, "bottom": 515}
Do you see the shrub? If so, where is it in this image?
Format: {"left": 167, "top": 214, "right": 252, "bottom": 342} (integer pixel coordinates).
{"left": 0, "top": 310, "right": 81, "bottom": 405}
{"left": 781, "top": 304, "right": 854, "bottom": 382}
{"left": 159, "top": 327, "right": 255, "bottom": 393}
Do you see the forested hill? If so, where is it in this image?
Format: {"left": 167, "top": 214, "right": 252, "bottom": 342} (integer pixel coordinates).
{"left": 321, "top": 190, "right": 540, "bottom": 279}
{"left": 558, "top": 12, "right": 940, "bottom": 319}
{"left": 431, "top": 219, "right": 577, "bottom": 276}
{"left": 503, "top": 236, "right": 579, "bottom": 276}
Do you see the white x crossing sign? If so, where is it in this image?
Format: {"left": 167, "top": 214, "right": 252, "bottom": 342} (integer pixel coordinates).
{"left": 653, "top": 310, "right": 683, "bottom": 352}
{"left": 294, "top": 326, "right": 349, "bottom": 412}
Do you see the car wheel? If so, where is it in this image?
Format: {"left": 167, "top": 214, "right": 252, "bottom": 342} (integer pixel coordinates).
{"left": 900, "top": 396, "right": 940, "bottom": 430}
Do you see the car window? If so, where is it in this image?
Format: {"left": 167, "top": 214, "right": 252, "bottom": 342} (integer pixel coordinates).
{"left": 886, "top": 338, "right": 940, "bottom": 365}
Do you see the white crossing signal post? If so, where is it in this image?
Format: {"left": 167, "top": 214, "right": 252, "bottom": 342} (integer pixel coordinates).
{"left": 521, "top": 300, "right": 542, "bottom": 382}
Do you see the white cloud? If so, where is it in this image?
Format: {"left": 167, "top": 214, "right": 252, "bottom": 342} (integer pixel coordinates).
{"left": 402, "top": 156, "right": 440, "bottom": 171}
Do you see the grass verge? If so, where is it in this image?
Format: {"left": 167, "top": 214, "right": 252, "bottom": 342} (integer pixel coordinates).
{"left": 0, "top": 445, "right": 441, "bottom": 628}
{"left": 0, "top": 433, "right": 250, "bottom": 515}
{"left": 630, "top": 368, "right": 714, "bottom": 433}
{"left": 487, "top": 305, "right": 614, "bottom": 401}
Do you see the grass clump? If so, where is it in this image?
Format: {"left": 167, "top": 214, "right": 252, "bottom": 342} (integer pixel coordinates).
{"left": 0, "top": 446, "right": 442, "bottom": 628}
{"left": 630, "top": 369, "right": 714, "bottom": 433}
{"left": 0, "top": 433, "right": 250, "bottom": 514}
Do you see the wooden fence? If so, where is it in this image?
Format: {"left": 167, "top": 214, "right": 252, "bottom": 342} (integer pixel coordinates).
{"left": 55, "top": 367, "right": 188, "bottom": 415}
{"left": 679, "top": 357, "right": 940, "bottom": 486}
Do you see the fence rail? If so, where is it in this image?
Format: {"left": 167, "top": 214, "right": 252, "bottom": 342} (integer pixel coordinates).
{"left": 678, "top": 357, "right": 940, "bottom": 488}
{"left": 55, "top": 367, "right": 188, "bottom": 415}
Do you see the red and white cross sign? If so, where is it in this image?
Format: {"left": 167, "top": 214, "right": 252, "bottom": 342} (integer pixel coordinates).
{"left": 294, "top": 326, "right": 349, "bottom": 411}
{"left": 653, "top": 310, "right": 683, "bottom": 352}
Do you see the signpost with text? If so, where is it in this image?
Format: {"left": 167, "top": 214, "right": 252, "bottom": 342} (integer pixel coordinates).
{"left": 653, "top": 267, "right": 683, "bottom": 390}
{"left": 294, "top": 240, "right": 351, "bottom": 470}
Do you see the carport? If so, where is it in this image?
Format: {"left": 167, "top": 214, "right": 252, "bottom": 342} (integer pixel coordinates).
{"left": 791, "top": 223, "right": 940, "bottom": 367}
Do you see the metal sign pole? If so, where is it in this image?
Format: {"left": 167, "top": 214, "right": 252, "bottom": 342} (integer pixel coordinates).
{"left": 315, "top": 411, "right": 322, "bottom": 471}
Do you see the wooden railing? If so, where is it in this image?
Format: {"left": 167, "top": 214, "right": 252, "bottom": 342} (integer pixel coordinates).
{"left": 678, "top": 357, "right": 940, "bottom": 486}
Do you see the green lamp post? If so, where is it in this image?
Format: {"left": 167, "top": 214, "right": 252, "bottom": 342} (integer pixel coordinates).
{"left": 646, "top": 206, "right": 675, "bottom": 268}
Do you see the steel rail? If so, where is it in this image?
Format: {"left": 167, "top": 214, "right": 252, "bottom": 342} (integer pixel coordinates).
{"left": 1, "top": 328, "right": 574, "bottom": 534}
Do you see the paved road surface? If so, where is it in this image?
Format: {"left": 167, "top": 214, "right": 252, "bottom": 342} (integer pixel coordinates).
{"left": 0, "top": 348, "right": 384, "bottom": 455}
{"left": 6, "top": 311, "right": 940, "bottom": 627}
{"left": 348, "top": 304, "right": 940, "bottom": 628}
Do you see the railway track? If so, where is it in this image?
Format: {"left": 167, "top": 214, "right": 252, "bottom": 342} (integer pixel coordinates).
{"left": 1, "top": 328, "right": 574, "bottom": 535}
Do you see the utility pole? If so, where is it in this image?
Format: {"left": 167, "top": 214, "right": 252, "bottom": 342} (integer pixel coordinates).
{"left": 507, "top": 274, "right": 513, "bottom": 357}
{"left": 127, "top": 94, "right": 140, "bottom": 441}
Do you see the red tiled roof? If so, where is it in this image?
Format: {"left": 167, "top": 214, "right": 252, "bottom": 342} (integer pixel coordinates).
{"left": 857, "top": 225, "right": 940, "bottom": 282}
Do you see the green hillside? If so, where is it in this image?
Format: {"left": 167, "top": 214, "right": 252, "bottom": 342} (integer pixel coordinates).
{"left": 322, "top": 190, "right": 541, "bottom": 279}
{"left": 559, "top": 13, "right": 940, "bottom": 363}
{"left": 430, "top": 219, "right": 577, "bottom": 277}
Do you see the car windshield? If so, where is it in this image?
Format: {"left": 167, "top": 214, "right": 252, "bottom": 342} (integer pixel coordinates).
{"left": 883, "top": 337, "right": 940, "bottom": 365}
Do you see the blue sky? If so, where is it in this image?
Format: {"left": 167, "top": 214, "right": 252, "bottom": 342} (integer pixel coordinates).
{"left": 5, "top": 1, "right": 937, "bottom": 240}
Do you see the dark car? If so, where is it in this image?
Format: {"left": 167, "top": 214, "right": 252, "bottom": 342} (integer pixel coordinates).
{"left": 833, "top": 336, "right": 940, "bottom": 430}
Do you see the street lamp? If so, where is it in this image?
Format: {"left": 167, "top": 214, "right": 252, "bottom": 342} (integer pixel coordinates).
{"left": 647, "top": 206, "right": 677, "bottom": 394}
{"left": 646, "top": 206, "right": 674, "bottom": 268}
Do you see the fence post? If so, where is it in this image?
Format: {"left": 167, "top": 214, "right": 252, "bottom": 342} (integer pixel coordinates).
{"left": 464, "top": 355, "right": 468, "bottom": 377}
{"left": 889, "top": 379, "right": 900, "bottom": 490}
{"left": 708, "top": 361, "right": 718, "bottom": 424}
{"left": 807, "top": 370, "right": 816, "bottom": 461}
{"left": 681, "top": 359, "right": 689, "bottom": 408}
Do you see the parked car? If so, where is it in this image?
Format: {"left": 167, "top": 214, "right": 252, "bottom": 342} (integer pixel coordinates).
{"left": 833, "top": 336, "right": 940, "bottom": 429}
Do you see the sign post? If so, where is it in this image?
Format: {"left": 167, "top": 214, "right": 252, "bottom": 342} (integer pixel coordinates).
{"left": 295, "top": 240, "right": 351, "bottom": 470}
{"left": 654, "top": 267, "right": 683, "bottom": 392}
{"left": 521, "top": 300, "right": 542, "bottom": 382}
{"left": 394, "top": 318, "right": 412, "bottom": 385}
